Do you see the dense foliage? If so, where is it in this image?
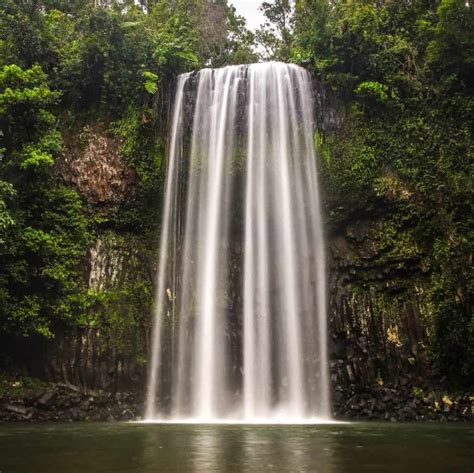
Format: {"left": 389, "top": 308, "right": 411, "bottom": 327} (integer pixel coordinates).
{"left": 0, "top": 0, "right": 472, "bottom": 388}
{"left": 0, "top": 0, "right": 257, "bottom": 342}
{"left": 287, "top": 0, "right": 473, "bottom": 383}
{"left": 0, "top": 63, "right": 89, "bottom": 337}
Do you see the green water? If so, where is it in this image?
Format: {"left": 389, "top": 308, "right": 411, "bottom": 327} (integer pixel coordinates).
{"left": 0, "top": 422, "right": 472, "bottom": 472}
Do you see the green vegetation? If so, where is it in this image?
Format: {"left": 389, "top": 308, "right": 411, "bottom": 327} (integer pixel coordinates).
{"left": 0, "top": 0, "right": 257, "bottom": 344}
{"left": 0, "top": 374, "right": 47, "bottom": 399}
{"left": 0, "top": 0, "right": 472, "bottom": 389}
{"left": 287, "top": 0, "right": 473, "bottom": 383}
{"left": 0, "top": 63, "right": 89, "bottom": 337}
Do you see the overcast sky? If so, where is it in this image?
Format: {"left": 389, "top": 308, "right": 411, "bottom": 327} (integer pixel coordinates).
{"left": 230, "top": 1, "right": 266, "bottom": 31}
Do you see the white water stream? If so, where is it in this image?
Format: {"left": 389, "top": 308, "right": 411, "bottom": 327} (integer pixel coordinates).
{"left": 145, "top": 62, "right": 330, "bottom": 422}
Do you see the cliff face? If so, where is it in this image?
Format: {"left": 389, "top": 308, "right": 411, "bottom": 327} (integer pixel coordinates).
{"left": 311, "top": 80, "right": 444, "bottom": 416}
{"left": 57, "top": 125, "right": 137, "bottom": 210}
{"left": 326, "top": 221, "right": 473, "bottom": 421}
{"left": 52, "top": 120, "right": 432, "bottom": 395}
{"left": 7, "top": 124, "right": 156, "bottom": 394}
{"left": 327, "top": 213, "right": 435, "bottom": 413}
{"left": 6, "top": 98, "right": 466, "bottom": 420}
{"left": 31, "top": 232, "right": 153, "bottom": 393}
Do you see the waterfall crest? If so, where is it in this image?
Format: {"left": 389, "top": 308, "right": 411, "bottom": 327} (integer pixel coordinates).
{"left": 145, "top": 62, "right": 330, "bottom": 422}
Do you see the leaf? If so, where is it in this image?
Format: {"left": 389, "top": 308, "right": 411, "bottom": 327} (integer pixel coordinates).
{"left": 172, "top": 50, "right": 199, "bottom": 65}
{"left": 144, "top": 80, "right": 158, "bottom": 94}
{"left": 143, "top": 71, "right": 159, "bottom": 94}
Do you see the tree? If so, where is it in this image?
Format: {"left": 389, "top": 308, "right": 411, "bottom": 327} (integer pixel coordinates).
{"left": 256, "top": 0, "right": 294, "bottom": 61}
{"left": 198, "top": 0, "right": 258, "bottom": 66}
{"left": 0, "top": 64, "right": 89, "bottom": 337}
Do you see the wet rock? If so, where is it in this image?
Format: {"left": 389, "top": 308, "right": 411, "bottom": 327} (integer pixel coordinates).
{"left": 345, "top": 365, "right": 356, "bottom": 383}
{"left": 119, "top": 409, "right": 135, "bottom": 421}
{"left": 85, "top": 388, "right": 106, "bottom": 398}
{"left": 5, "top": 404, "right": 28, "bottom": 416}
{"left": 38, "top": 389, "right": 56, "bottom": 406}
{"left": 331, "top": 380, "right": 474, "bottom": 422}
{"left": 80, "top": 400, "right": 90, "bottom": 411}
{"left": 57, "top": 382, "right": 81, "bottom": 393}
{"left": 0, "top": 380, "right": 143, "bottom": 423}
{"left": 57, "top": 125, "right": 137, "bottom": 209}
{"left": 70, "top": 407, "right": 86, "bottom": 421}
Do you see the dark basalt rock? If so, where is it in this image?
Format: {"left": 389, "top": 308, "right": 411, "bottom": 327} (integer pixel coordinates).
{"left": 332, "top": 382, "right": 473, "bottom": 422}
{"left": 1, "top": 377, "right": 471, "bottom": 423}
{"left": 37, "top": 389, "right": 56, "bottom": 406}
{"left": 0, "top": 382, "right": 143, "bottom": 423}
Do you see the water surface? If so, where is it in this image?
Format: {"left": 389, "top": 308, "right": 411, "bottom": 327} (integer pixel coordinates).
{"left": 0, "top": 422, "right": 472, "bottom": 472}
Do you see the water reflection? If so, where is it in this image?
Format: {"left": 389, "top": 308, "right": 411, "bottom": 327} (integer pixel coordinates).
{"left": 0, "top": 423, "right": 473, "bottom": 473}
{"left": 242, "top": 427, "right": 336, "bottom": 473}
{"left": 192, "top": 428, "right": 225, "bottom": 472}
{"left": 141, "top": 424, "right": 338, "bottom": 473}
{"left": 138, "top": 423, "right": 474, "bottom": 473}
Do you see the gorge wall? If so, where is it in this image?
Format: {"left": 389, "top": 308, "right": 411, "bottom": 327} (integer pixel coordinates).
{"left": 312, "top": 84, "right": 444, "bottom": 419}
{"left": 1, "top": 84, "right": 470, "bottom": 422}
{"left": 53, "top": 124, "right": 430, "bottom": 390}
{"left": 1, "top": 124, "right": 154, "bottom": 394}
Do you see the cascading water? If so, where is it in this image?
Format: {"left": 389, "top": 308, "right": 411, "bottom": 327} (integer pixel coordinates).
{"left": 145, "top": 62, "right": 330, "bottom": 422}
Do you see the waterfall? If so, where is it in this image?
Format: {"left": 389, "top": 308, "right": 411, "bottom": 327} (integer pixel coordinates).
{"left": 145, "top": 62, "right": 330, "bottom": 422}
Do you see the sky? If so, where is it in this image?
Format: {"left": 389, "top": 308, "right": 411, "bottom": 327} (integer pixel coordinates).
{"left": 230, "top": 1, "right": 266, "bottom": 31}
